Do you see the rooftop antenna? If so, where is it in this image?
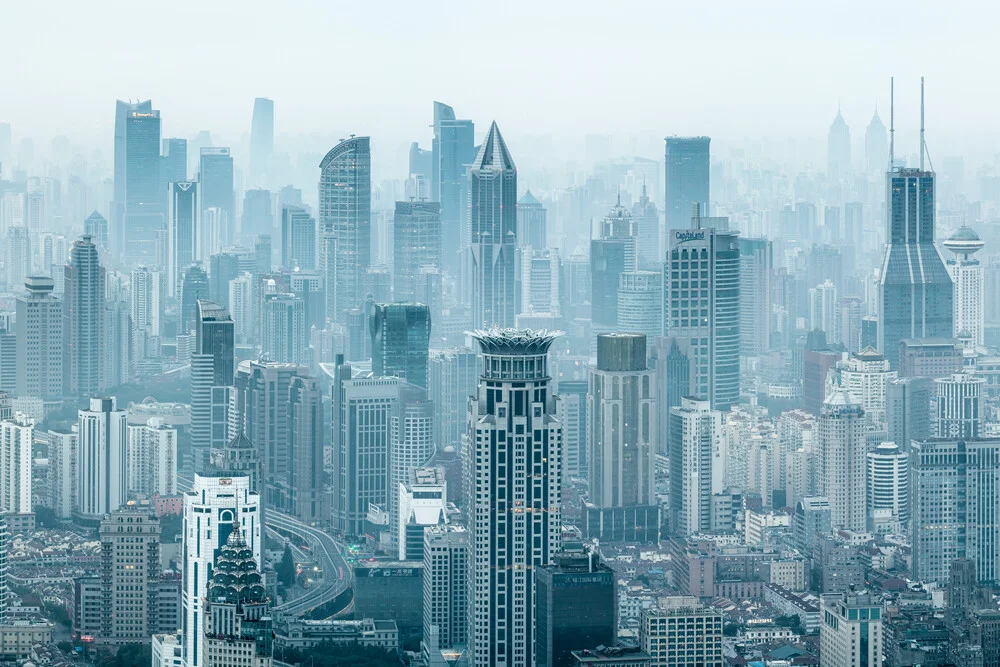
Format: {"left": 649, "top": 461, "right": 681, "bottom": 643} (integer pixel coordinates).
{"left": 920, "top": 76, "right": 925, "bottom": 171}
{"left": 889, "top": 76, "right": 894, "bottom": 169}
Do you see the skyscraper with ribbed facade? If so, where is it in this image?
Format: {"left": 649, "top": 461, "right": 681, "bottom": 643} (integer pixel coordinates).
{"left": 818, "top": 390, "right": 866, "bottom": 532}
{"left": 318, "top": 136, "right": 371, "bottom": 322}
{"left": 393, "top": 201, "right": 442, "bottom": 304}
{"left": 432, "top": 102, "right": 475, "bottom": 276}
{"left": 65, "top": 235, "right": 105, "bottom": 397}
{"left": 191, "top": 301, "right": 234, "bottom": 472}
{"left": 370, "top": 303, "right": 431, "bottom": 389}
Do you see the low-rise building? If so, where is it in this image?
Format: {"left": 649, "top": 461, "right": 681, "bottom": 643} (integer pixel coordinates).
{"left": 273, "top": 618, "right": 398, "bottom": 651}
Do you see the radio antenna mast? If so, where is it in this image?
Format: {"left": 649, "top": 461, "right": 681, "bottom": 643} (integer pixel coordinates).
{"left": 889, "top": 76, "right": 894, "bottom": 169}
{"left": 920, "top": 76, "right": 925, "bottom": 171}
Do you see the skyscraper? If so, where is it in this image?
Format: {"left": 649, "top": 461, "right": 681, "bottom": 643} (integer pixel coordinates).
{"left": 738, "top": 237, "right": 773, "bottom": 356}
{"left": 178, "top": 265, "right": 209, "bottom": 334}
{"left": 466, "top": 329, "right": 562, "bottom": 666}
{"left": 190, "top": 301, "right": 234, "bottom": 472}
{"left": 393, "top": 201, "right": 442, "bottom": 303}
{"left": 131, "top": 266, "right": 163, "bottom": 359}
{"left": 160, "top": 138, "right": 187, "bottom": 192}
{"left": 865, "top": 108, "right": 889, "bottom": 177}
{"left": 590, "top": 197, "right": 637, "bottom": 331}
{"left": 516, "top": 190, "right": 546, "bottom": 250}
{"left": 943, "top": 226, "right": 986, "bottom": 347}
{"left": 818, "top": 390, "right": 866, "bottom": 532}
{"left": 827, "top": 108, "right": 852, "bottom": 180}
{"left": 287, "top": 373, "right": 324, "bottom": 523}
{"left": 935, "top": 373, "right": 984, "bottom": 439}
{"left": 432, "top": 102, "right": 475, "bottom": 276}
{"left": 469, "top": 122, "right": 518, "bottom": 330}
{"left": 616, "top": 271, "right": 662, "bottom": 341}
{"left": 586, "top": 334, "right": 659, "bottom": 543}
{"left": 261, "top": 293, "right": 305, "bottom": 364}
{"left": 428, "top": 347, "right": 478, "bottom": 451}
{"left": 640, "top": 597, "right": 724, "bottom": 667}
{"left": 388, "top": 384, "right": 435, "bottom": 552}
{"left": 669, "top": 397, "right": 723, "bottom": 536}
{"left": 241, "top": 188, "right": 273, "bottom": 240}
{"left": 369, "top": 302, "right": 431, "bottom": 389}
{"left": 866, "top": 442, "right": 908, "bottom": 534}
{"left": 76, "top": 397, "right": 128, "bottom": 523}
{"left": 878, "top": 167, "right": 953, "bottom": 366}
{"left": 319, "top": 135, "right": 371, "bottom": 322}
{"left": 820, "top": 591, "right": 884, "bottom": 667}
{"left": 168, "top": 181, "right": 199, "bottom": 297}
{"left": 0, "top": 413, "right": 32, "bottom": 516}
{"left": 280, "top": 206, "right": 316, "bottom": 270}
{"left": 421, "top": 524, "right": 468, "bottom": 660}
{"left": 886, "top": 376, "right": 931, "bottom": 450}
{"left": 632, "top": 181, "right": 660, "bottom": 269}
{"left": 665, "top": 221, "right": 740, "bottom": 410}
{"left": 249, "top": 97, "right": 274, "bottom": 186}
{"left": 4, "top": 227, "right": 29, "bottom": 292}
{"left": 98, "top": 505, "right": 162, "bottom": 644}
{"left": 15, "top": 276, "right": 62, "bottom": 403}
{"left": 664, "top": 136, "right": 710, "bottom": 235}
{"left": 64, "top": 235, "right": 105, "bottom": 397}
{"left": 115, "top": 100, "right": 163, "bottom": 265}
{"left": 199, "top": 148, "right": 234, "bottom": 248}
{"left": 520, "top": 248, "right": 561, "bottom": 316}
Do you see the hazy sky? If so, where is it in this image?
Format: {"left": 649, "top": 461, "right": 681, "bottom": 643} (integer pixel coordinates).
{"left": 3, "top": 0, "right": 996, "bottom": 162}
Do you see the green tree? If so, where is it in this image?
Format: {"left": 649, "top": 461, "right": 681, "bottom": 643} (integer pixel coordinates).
{"left": 278, "top": 544, "right": 297, "bottom": 587}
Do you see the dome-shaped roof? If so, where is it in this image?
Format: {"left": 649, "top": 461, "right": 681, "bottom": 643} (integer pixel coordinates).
{"left": 949, "top": 225, "right": 981, "bottom": 242}
{"left": 943, "top": 225, "right": 985, "bottom": 256}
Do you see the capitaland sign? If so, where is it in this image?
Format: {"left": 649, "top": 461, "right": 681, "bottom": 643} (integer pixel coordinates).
{"left": 675, "top": 230, "right": 706, "bottom": 243}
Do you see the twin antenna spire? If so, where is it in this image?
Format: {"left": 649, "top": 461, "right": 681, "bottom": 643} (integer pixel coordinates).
{"left": 889, "top": 76, "right": 931, "bottom": 172}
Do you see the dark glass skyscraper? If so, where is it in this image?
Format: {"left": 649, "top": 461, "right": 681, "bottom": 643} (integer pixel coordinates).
{"left": 160, "top": 137, "right": 187, "bottom": 197}
{"left": 590, "top": 197, "right": 637, "bottom": 331}
{"left": 393, "top": 201, "right": 441, "bottom": 303}
{"left": 664, "top": 136, "right": 710, "bottom": 235}
{"left": 116, "top": 101, "right": 163, "bottom": 265}
{"left": 64, "top": 235, "right": 105, "bottom": 397}
{"left": 878, "top": 168, "right": 953, "bottom": 367}
{"left": 469, "top": 122, "right": 518, "bottom": 329}
{"left": 168, "top": 181, "right": 198, "bottom": 297}
{"left": 249, "top": 97, "right": 274, "bottom": 186}
{"left": 432, "top": 102, "right": 475, "bottom": 276}
{"left": 369, "top": 303, "right": 431, "bottom": 389}
{"left": 191, "top": 300, "right": 234, "bottom": 471}
{"left": 199, "top": 147, "right": 235, "bottom": 247}
{"left": 318, "top": 136, "right": 371, "bottom": 322}
{"left": 280, "top": 206, "right": 316, "bottom": 270}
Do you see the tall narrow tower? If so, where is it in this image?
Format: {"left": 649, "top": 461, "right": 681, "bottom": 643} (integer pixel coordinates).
{"left": 466, "top": 329, "right": 562, "bottom": 666}
{"left": 943, "top": 226, "right": 986, "bottom": 347}
{"left": 65, "top": 235, "right": 105, "bottom": 396}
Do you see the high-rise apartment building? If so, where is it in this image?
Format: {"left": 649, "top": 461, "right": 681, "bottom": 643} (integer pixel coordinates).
{"left": 819, "top": 590, "right": 884, "bottom": 667}
{"left": 428, "top": 347, "right": 478, "bottom": 451}
{"left": 126, "top": 418, "right": 178, "bottom": 498}
{"left": 590, "top": 198, "right": 637, "bottom": 331}
{"left": 831, "top": 347, "right": 897, "bottom": 433}
{"left": 0, "top": 414, "right": 32, "bottom": 516}
{"left": 99, "top": 505, "right": 161, "bottom": 645}
{"left": 866, "top": 442, "right": 908, "bottom": 534}
{"left": 738, "top": 237, "right": 772, "bottom": 357}
{"left": 5, "top": 227, "right": 29, "bottom": 292}
{"left": 319, "top": 135, "right": 371, "bottom": 322}
{"left": 586, "top": 334, "right": 658, "bottom": 543}
{"left": 249, "top": 97, "right": 274, "bottom": 186}
{"left": 421, "top": 524, "right": 468, "bottom": 661}
{"left": 943, "top": 226, "right": 986, "bottom": 347}
{"left": 469, "top": 123, "right": 518, "bottom": 330}
{"left": 640, "top": 597, "right": 723, "bottom": 667}
{"left": 280, "top": 206, "right": 315, "bottom": 270}
{"left": 664, "top": 137, "right": 710, "bottom": 235}
{"left": 199, "top": 148, "right": 235, "bottom": 248}
{"left": 669, "top": 397, "right": 723, "bottom": 535}
{"left": 808, "top": 280, "right": 838, "bottom": 340}
{"left": 65, "top": 235, "right": 105, "bottom": 397}
{"left": 131, "top": 266, "right": 163, "bottom": 359}
{"left": 168, "top": 181, "right": 199, "bottom": 296}
{"left": 465, "top": 329, "right": 563, "bottom": 666}
{"left": 191, "top": 301, "right": 234, "bottom": 472}
{"left": 516, "top": 190, "right": 547, "bottom": 250}
{"left": 15, "top": 276, "right": 62, "bottom": 403}
{"left": 394, "top": 201, "right": 442, "bottom": 303}
{"left": 431, "top": 102, "right": 475, "bottom": 276}
{"left": 45, "top": 429, "right": 77, "bottom": 520}
{"left": 388, "top": 385, "right": 435, "bottom": 552}
{"left": 520, "top": 248, "right": 561, "bottom": 316}
{"left": 818, "top": 390, "right": 867, "bottom": 532}
{"left": 556, "top": 379, "right": 588, "bottom": 481}
{"left": 261, "top": 293, "right": 305, "bottom": 364}
{"left": 665, "top": 222, "right": 740, "bottom": 410}
{"left": 370, "top": 303, "right": 431, "bottom": 389}
{"left": 287, "top": 374, "right": 324, "bottom": 523}
{"left": 76, "top": 397, "right": 128, "bottom": 523}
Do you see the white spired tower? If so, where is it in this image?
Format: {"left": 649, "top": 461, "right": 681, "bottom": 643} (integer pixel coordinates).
{"left": 465, "top": 329, "right": 563, "bottom": 667}
{"left": 943, "top": 226, "right": 986, "bottom": 348}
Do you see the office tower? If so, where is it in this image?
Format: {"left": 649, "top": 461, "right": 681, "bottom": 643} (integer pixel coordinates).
{"left": 866, "top": 442, "right": 908, "bottom": 534}
{"left": 228, "top": 273, "right": 253, "bottom": 343}
{"left": 126, "top": 418, "right": 178, "bottom": 497}
{"left": 669, "top": 397, "right": 723, "bottom": 535}
{"left": 465, "top": 329, "right": 563, "bottom": 666}
{"left": 935, "top": 373, "right": 984, "bottom": 439}
{"left": 793, "top": 496, "right": 832, "bottom": 554}
{"left": 280, "top": 206, "right": 316, "bottom": 270}
{"left": 208, "top": 251, "right": 240, "bottom": 309}
{"left": 85, "top": 211, "right": 110, "bottom": 255}
{"left": 131, "top": 266, "right": 163, "bottom": 359}
{"left": 260, "top": 293, "right": 305, "bottom": 364}
{"left": 897, "top": 337, "right": 963, "bottom": 379}
{"left": 389, "top": 385, "right": 435, "bottom": 551}
{"left": 421, "top": 524, "right": 468, "bottom": 661}
{"left": 333, "top": 366, "right": 399, "bottom": 535}
{"left": 116, "top": 101, "right": 163, "bottom": 265}
{"left": 255, "top": 236, "right": 271, "bottom": 277}
{"left": 397, "top": 466, "right": 447, "bottom": 561}
{"left": 319, "top": 135, "right": 371, "bottom": 322}
{"left": 943, "top": 226, "right": 986, "bottom": 347}
{"left": 0, "top": 516, "right": 6, "bottom": 621}
{"left": 199, "top": 148, "right": 234, "bottom": 247}
{"left": 651, "top": 338, "right": 694, "bottom": 450}
{"left": 0, "top": 323, "right": 12, "bottom": 396}
{"left": 103, "top": 289, "right": 132, "bottom": 389}
{"left": 431, "top": 102, "right": 475, "bottom": 275}
{"left": 517, "top": 190, "right": 547, "bottom": 250}
{"left": 370, "top": 302, "right": 431, "bottom": 388}
{"left": 832, "top": 347, "right": 896, "bottom": 433}
{"left": 802, "top": 334, "right": 840, "bottom": 415}
{"left": 469, "top": 122, "right": 518, "bottom": 330}
{"left": 912, "top": 438, "right": 1000, "bottom": 584}
{"left": 181, "top": 473, "right": 261, "bottom": 667}
{"left": 818, "top": 390, "right": 866, "bottom": 531}
{"left": 886, "top": 377, "right": 931, "bottom": 451}
{"left": 0, "top": 414, "right": 32, "bottom": 515}
{"left": 428, "top": 347, "right": 478, "bottom": 450}
{"left": 178, "top": 265, "right": 209, "bottom": 334}
{"left": 878, "top": 165, "right": 953, "bottom": 366}
{"left": 345, "top": 307, "right": 366, "bottom": 361}
{"left": 520, "top": 248, "right": 560, "bottom": 316}
{"left": 191, "top": 301, "right": 234, "bottom": 472}
{"left": 590, "top": 197, "right": 638, "bottom": 331}
{"left": 5, "top": 227, "right": 29, "bottom": 291}
{"left": 535, "top": 550, "right": 616, "bottom": 667}
{"left": 865, "top": 109, "right": 889, "bottom": 177}
{"left": 820, "top": 591, "right": 884, "bottom": 667}
{"left": 76, "top": 397, "right": 127, "bottom": 523}
{"left": 615, "top": 271, "right": 662, "bottom": 341}
{"left": 665, "top": 222, "right": 740, "bottom": 410}
{"left": 15, "top": 277, "right": 62, "bottom": 403}
{"left": 836, "top": 296, "right": 864, "bottom": 353}
{"left": 664, "top": 136, "right": 710, "bottom": 235}
{"left": 632, "top": 181, "right": 660, "bottom": 270}
{"left": 241, "top": 188, "right": 273, "bottom": 240}
{"left": 168, "top": 181, "right": 199, "bottom": 296}
{"left": 64, "top": 235, "right": 104, "bottom": 397}
{"left": 249, "top": 97, "right": 274, "bottom": 186}
{"left": 827, "top": 108, "right": 852, "bottom": 180}
{"left": 555, "top": 379, "right": 588, "bottom": 480}
{"left": 44, "top": 429, "right": 77, "bottom": 520}
{"left": 587, "top": 334, "right": 658, "bottom": 543}
{"left": 98, "top": 505, "right": 161, "bottom": 645}
{"left": 738, "top": 237, "right": 772, "bottom": 356}
{"left": 394, "top": 201, "right": 442, "bottom": 303}
{"left": 287, "top": 373, "right": 324, "bottom": 523}
{"left": 640, "top": 597, "right": 724, "bottom": 667}
{"left": 808, "top": 280, "right": 837, "bottom": 339}
{"left": 161, "top": 137, "right": 187, "bottom": 191}
{"left": 409, "top": 141, "right": 433, "bottom": 183}
{"left": 288, "top": 270, "right": 325, "bottom": 331}
{"left": 560, "top": 248, "right": 591, "bottom": 322}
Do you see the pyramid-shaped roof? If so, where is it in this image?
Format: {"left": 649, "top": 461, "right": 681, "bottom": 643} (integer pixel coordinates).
{"left": 473, "top": 121, "right": 515, "bottom": 172}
